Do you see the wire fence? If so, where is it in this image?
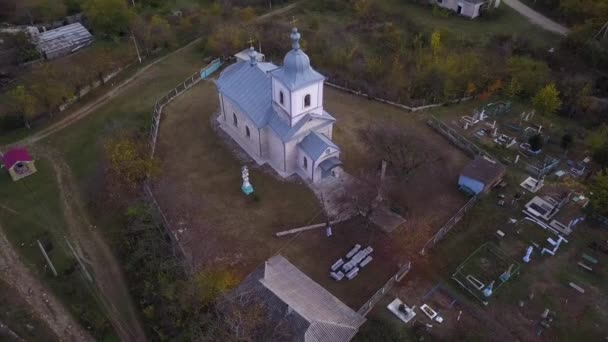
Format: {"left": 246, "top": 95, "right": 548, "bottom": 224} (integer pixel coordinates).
{"left": 149, "top": 58, "right": 222, "bottom": 158}
{"left": 143, "top": 58, "right": 222, "bottom": 272}
{"left": 325, "top": 81, "right": 473, "bottom": 113}
{"left": 419, "top": 194, "right": 481, "bottom": 256}
{"left": 426, "top": 116, "right": 495, "bottom": 160}
{"left": 357, "top": 261, "right": 411, "bottom": 316}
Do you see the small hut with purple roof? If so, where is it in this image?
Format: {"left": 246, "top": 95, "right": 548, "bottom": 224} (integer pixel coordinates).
{"left": 1, "top": 148, "right": 37, "bottom": 181}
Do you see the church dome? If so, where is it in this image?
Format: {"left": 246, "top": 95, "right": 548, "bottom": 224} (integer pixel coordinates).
{"left": 282, "top": 28, "right": 311, "bottom": 75}
{"left": 272, "top": 27, "right": 325, "bottom": 90}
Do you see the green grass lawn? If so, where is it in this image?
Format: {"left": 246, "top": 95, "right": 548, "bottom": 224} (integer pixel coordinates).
{"left": 43, "top": 43, "right": 205, "bottom": 194}
{"left": 380, "top": 0, "right": 561, "bottom": 47}
{"left": 0, "top": 159, "right": 115, "bottom": 340}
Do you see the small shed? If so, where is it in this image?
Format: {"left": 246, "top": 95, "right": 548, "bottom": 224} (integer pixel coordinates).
{"left": 458, "top": 156, "right": 506, "bottom": 195}
{"left": 35, "top": 23, "right": 93, "bottom": 60}
{"left": 2, "top": 148, "right": 37, "bottom": 181}
{"left": 433, "top": 0, "right": 491, "bottom": 19}
{"left": 234, "top": 48, "right": 265, "bottom": 63}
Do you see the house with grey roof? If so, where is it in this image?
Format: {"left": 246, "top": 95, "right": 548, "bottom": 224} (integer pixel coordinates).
{"left": 224, "top": 255, "right": 366, "bottom": 341}
{"left": 216, "top": 27, "right": 342, "bottom": 183}
{"left": 432, "top": 0, "right": 495, "bottom": 19}
{"left": 34, "top": 23, "right": 93, "bottom": 60}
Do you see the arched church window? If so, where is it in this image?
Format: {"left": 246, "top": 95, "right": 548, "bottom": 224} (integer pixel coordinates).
{"left": 246, "top": 126, "right": 251, "bottom": 138}
{"left": 304, "top": 94, "right": 311, "bottom": 108}
{"left": 303, "top": 156, "right": 308, "bottom": 170}
{"left": 233, "top": 113, "right": 238, "bottom": 127}
{"left": 279, "top": 91, "right": 284, "bottom": 105}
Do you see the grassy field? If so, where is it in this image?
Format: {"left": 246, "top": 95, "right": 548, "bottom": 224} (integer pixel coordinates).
{"left": 379, "top": 0, "right": 561, "bottom": 47}
{"left": 0, "top": 279, "right": 57, "bottom": 341}
{"left": 152, "top": 80, "right": 322, "bottom": 270}
{"left": 0, "top": 159, "right": 114, "bottom": 339}
{"left": 0, "top": 42, "right": 207, "bottom": 340}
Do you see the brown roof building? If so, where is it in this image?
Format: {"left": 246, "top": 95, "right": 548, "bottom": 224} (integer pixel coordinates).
{"left": 458, "top": 156, "right": 506, "bottom": 195}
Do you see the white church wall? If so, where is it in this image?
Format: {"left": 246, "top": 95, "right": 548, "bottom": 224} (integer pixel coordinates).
{"left": 290, "top": 82, "right": 323, "bottom": 124}
{"left": 297, "top": 148, "right": 314, "bottom": 180}
{"left": 222, "top": 96, "right": 262, "bottom": 158}
{"left": 267, "top": 128, "right": 286, "bottom": 173}
{"left": 272, "top": 78, "right": 291, "bottom": 114}
{"left": 259, "top": 127, "right": 270, "bottom": 160}
{"left": 284, "top": 140, "right": 300, "bottom": 174}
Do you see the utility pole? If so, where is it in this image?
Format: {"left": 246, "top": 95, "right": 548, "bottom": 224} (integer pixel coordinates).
{"left": 131, "top": 32, "right": 142, "bottom": 63}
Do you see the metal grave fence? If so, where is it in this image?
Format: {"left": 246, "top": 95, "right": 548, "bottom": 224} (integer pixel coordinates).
{"left": 357, "top": 261, "right": 411, "bottom": 316}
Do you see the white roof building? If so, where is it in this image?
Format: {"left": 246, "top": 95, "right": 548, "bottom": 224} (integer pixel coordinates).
{"left": 227, "top": 255, "right": 366, "bottom": 341}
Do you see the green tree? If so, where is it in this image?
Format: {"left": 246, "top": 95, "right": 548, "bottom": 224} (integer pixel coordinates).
{"left": 149, "top": 15, "right": 175, "bottom": 49}
{"left": 19, "top": 0, "right": 67, "bottom": 24}
{"left": 83, "top": 0, "right": 131, "bottom": 37}
{"left": 529, "top": 133, "right": 543, "bottom": 152}
{"left": 8, "top": 85, "right": 39, "bottom": 128}
{"left": 28, "top": 64, "right": 71, "bottom": 116}
{"left": 589, "top": 170, "right": 608, "bottom": 216}
{"left": 431, "top": 29, "right": 442, "bottom": 57}
{"left": 507, "top": 56, "right": 550, "bottom": 97}
{"left": 586, "top": 125, "right": 608, "bottom": 168}
{"left": 532, "top": 83, "right": 562, "bottom": 116}
{"left": 560, "top": 133, "right": 573, "bottom": 156}
{"left": 103, "top": 134, "right": 159, "bottom": 196}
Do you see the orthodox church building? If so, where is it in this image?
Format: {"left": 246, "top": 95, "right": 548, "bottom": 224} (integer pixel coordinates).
{"left": 216, "top": 27, "right": 342, "bottom": 183}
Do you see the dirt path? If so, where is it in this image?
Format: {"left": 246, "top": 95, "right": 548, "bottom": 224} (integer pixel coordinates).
{"left": 0, "top": 223, "right": 94, "bottom": 342}
{"left": 5, "top": 1, "right": 301, "bottom": 151}
{"left": 503, "top": 0, "right": 569, "bottom": 36}
{"left": 33, "top": 146, "right": 147, "bottom": 341}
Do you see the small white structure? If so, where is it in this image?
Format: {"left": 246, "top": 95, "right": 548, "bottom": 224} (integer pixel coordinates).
{"left": 234, "top": 48, "right": 265, "bottom": 63}
{"left": 523, "top": 246, "right": 533, "bottom": 263}
{"left": 432, "top": 0, "right": 492, "bottom": 19}
{"left": 520, "top": 176, "right": 544, "bottom": 193}
{"left": 387, "top": 299, "right": 416, "bottom": 324}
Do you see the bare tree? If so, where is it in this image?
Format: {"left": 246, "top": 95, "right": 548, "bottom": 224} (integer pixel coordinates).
{"left": 359, "top": 123, "right": 441, "bottom": 178}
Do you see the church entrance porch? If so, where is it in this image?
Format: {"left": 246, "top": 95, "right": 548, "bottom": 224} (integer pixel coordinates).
{"left": 319, "top": 157, "right": 343, "bottom": 180}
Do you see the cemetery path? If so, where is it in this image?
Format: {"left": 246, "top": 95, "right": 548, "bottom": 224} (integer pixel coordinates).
{"left": 503, "top": 0, "right": 569, "bottom": 36}
{"left": 0, "top": 221, "right": 94, "bottom": 342}
{"left": 37, "top": 146, "right": 147, "bottom": 342}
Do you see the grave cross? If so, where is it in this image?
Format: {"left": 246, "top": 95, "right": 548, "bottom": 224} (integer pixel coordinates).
{"left": 289, "top": 16, "right": 298, "bottom": 27}
{"left": 247, "top": 36, "right": 256, "bottom": 47}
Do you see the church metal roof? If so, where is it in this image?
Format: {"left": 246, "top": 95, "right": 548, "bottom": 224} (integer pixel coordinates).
{"left": 268, "top": 110, "right": 335, "bottom": 142}
{"left": 226, "top": 255, "right": 365, "bottom": 341}
{"left": 299, "top": 131, "right": 339, "bottom": 161}
{"left": 260, "top": 255, "right": 366, "bottom": 341}
{"left": 216, "top": 61, "right": 278, "bottom": 127}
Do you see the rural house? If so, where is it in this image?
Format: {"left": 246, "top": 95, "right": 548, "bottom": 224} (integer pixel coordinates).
{"left": 1, "top": 148, "right": 36, "bottom": 181}
{"left": 432, "top": 0, "right": 495, "bottom": 19}
{"left": 216, "top": 27, "right": 342, "bottom": 183}
{"left": 458, "top": 156, "right": 506, "bottom": 195}
{"left": 225, "top": 255, "right": 366, "bottom": 341}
